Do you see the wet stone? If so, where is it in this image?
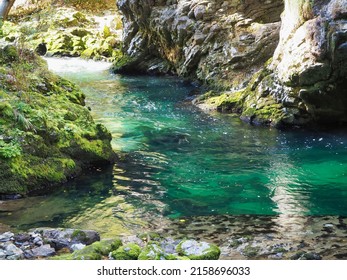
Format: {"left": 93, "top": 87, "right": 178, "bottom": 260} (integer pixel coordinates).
{"left": 290, "top": 251, "right": 322, "bottom": 260}
{"left": 70, "top": 243, "right": 86, "bottom": 252}
{"left": 161, "top": 238, "right": 180, "bottom": 254}
{"left": 0, "top": 232, "right": 14, "bottom": 242}
{"left": 34, "top": 228, "right": 100, "bottom": 250}
{"left": 5, "top": 243, "right": 24, "bottom": 260}
{"left": 13, "top": 233, "right": 31, "bottom": 245}
{"left": 121, "top": 235, "right": 145, "bottom": 248}
{"left": 25, "top": 244, "right": 56, "bottom": 258}
{"left": 0, "top": 249, "right": 6, "bottom": 260}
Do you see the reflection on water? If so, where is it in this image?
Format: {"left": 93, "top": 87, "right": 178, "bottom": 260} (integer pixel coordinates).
{"left": 1, "top": 58, "right": 347, "bottom": 258}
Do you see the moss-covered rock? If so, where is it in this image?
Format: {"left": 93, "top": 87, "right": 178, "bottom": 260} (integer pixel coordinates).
{"left": 50, "top": 238, "right": 122, "bottom": 260}
{"left": 176, "top": 240, "right": 221, "bottom": 260}
{"left": 138, "top": 242, "right": 165, "bottom": 260}
{"left": 111, "top": 243, "right": 142, "bottom": 260}
{"left": 4, "top": 6, "right": 123, "bottom": 61}
{"left": 0, "top": 45, "right": 115, "bottom": 195}
{"left": 92, "top": 239, "right": 122, "bottom": 256}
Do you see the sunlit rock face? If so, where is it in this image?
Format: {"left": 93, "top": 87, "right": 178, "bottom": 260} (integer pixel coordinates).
{"left": 268, "top": 0, "right": 347, "bottom": 124}
{"left": 117, "top": 0, "right": 283, "bottom": 89}
{"left": 118, "top": 0, "right": 347, "bottom": 126}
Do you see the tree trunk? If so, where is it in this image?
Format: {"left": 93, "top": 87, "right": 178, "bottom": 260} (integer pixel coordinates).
{"left": 0, "top": 0, "right": 16, "bottom": 20}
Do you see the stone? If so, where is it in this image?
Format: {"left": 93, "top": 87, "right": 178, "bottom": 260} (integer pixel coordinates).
{"left": 0, "top": 249, "right": 6, "bottom": 260}
{"left": 176, "top": 240, "right": 221, "bottom": 260}
{"left": 33, "top": 236, "right": 43, "bottom": 246}
{"left": 121, "top": 235, "right": 145, "bottom": 247}
{"left": 35, "top": 228, "right": 100, "bottom": 250}
{"left": 110, "top": 243, "right": 141, "bottom": 260}
{"left": 13, "top": 233, "right": 31, "bottom": 244}
{"left": 5, "top": 243, "right": 24, "bottom": 260}
{"left": 290, "top": 251, "right": 322, "bottom": 260}
{"left": 138, "top": 243, "right": 165, "bottom": 260}
{"left": 25, "top": 245, "right": 56, "bottom": 258}
{"left": 117, "top": 0, "right": 347, "bottom": 127}
{"left": 0, "top": 232, "right": 14, "bottom": 242}
{"left": 117, "top": 0, "right": 282, "bottom": 89}
{"left": 91, "top": 239, "right": 122, "bottom": 256}
{"left": 70, "top": 243, "right": 86, "bottom": 252}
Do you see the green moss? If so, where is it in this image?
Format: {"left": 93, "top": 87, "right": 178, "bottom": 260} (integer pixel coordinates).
{"left": 9, "top": 156, "right": 77, "bottom": 186}
{"left": 111, "top": 243, "right": 142, "bottom": 260}
{"left": 0, "top": 45, "right": 19, "bottom": 64}
{"left": 71, "top": 246, "right": 103, "bottom": 260}
{"left": 71, "top": 230, "right": 88, "bottom": 242}
{"left": 0, "top": 44, "right": 115, "bottom": 195}
{"left": 242, "top": 245, "right": 261, "bottom": 258}
{"left": 111, "top": 53, "right": 136, "bottom": 73}
{"left": 197, "top": 61, "right": 288, "bottom": 126}
{"left": 50, "top": 238, "right": 123, "bottom": 260}
{"left": 208, "top": 91, "right": 244, "bottom": 112}
{"left": 138, "top": 242, "right": 165, "bottom": 260}
{"left": 92, "top": 239, "right": 122, "bottom": 256}
{"left": 165, "top": 254, "right": 190, "bottom": 260}
{"left": 176, "top": 240, "right": 221, "bottom": 260}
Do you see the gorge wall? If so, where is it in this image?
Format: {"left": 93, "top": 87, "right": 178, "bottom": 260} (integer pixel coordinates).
{"left": 117, "top": 0, "right": 347, "bottom": 127}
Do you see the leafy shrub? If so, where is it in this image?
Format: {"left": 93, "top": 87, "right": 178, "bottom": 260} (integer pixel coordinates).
{"left": 0, "top": 140, "right": 22, "bottom": 159}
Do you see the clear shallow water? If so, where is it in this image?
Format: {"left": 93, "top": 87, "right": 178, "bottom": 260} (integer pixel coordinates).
{"left": 1, "top": 58, "right": 347, "bottom": 239}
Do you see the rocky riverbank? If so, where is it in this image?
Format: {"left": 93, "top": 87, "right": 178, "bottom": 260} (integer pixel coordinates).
{"left": 4, "top": 4, "right": 122, "bottom": 61}
{"left": 0, "top": 44, "right": 115, "bottom": 196}
{"left": 0, "top": 228, "right": 221, "bottom": 260}
{"left": 115, "top": 0, "right": 347, "bottom": 128}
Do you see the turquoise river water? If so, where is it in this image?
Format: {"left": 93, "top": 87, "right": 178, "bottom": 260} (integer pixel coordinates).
{"left": 1, "top": 58, "right": 347, "bottom": 259}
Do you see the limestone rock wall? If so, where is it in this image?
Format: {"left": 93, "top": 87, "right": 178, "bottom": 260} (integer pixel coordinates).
{"left": 117, "top": 0, "right": 347, "bottom": 127}
{"left": 117, "top": 0, "right": 283, "bottom": 89}
{"left": 268, "top": 0, "right": 347, "bottom": 124}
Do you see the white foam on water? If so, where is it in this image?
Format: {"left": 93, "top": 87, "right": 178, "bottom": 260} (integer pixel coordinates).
{"left": 44, "top": 57, "right": 112, "bottom": 74}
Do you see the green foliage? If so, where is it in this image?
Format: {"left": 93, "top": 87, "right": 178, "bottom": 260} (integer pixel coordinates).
{"left": 0, "top": 140, "right": 22, "bottom": 159}
{"left": 0, "top": 43, "right": 115, "bottom": 195}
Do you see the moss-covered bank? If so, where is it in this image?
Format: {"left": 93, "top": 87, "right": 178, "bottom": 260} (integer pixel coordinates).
{"left": 4, "top": 4, "right": 122, "bottom": 62}
{"left": 0, "top": 44, "right": 115, "bottom": 196}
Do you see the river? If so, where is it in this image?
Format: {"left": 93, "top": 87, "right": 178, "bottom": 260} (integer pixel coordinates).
{"left": 1, "top": 57, "right": 347, "bottom": 259}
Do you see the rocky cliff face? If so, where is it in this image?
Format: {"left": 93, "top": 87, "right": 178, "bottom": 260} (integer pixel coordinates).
{"left": 117, "top": 0, "right": 347, "bottom": 127}
{"left": 268, "top": 0, "right": 347, "bottom": 125}
{"left": 117, "top": 0, "right": 283, "bottom": 89}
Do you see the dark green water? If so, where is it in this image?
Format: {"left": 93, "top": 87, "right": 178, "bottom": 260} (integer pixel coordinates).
{"left": 1, "top": 58, "right": 347, "bottom": 237}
